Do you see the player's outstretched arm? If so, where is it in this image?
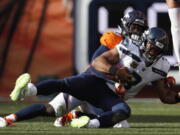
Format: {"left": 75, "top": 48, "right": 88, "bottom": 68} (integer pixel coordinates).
{"left": 154, "top": 79, "right": 180, "bottom": 104}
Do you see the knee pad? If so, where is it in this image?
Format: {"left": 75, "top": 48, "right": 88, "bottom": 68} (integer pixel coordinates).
{"left": 49, "top": 93, "right": 67, "bottom": 116}
{"left": 45, "top": 104, "right": 55, "bottom": 116}
{"left": 112, "top": 103, "right": 131, "bottom": 123}
{"left": 49, "top": 93, "right": 82, "bottom": 117}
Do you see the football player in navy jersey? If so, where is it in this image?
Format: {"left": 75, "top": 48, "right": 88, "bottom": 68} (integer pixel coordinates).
{"left": 0, "top": 27, "right": 180, "bottom": 128}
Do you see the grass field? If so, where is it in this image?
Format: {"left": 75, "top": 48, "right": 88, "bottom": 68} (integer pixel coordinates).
{"left": 0, "top": 99, "right": 180, "bottom": 135}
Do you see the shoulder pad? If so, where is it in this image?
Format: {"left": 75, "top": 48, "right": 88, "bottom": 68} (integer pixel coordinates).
{"left": 152, "top": 57, "right": 170, "bottom": 77}
{"left": 100, "top": 30, "right": 123, "bottom": 49}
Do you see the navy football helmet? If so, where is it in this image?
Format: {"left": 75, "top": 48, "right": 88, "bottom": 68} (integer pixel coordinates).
{"left": 142, "top": 27, "right": 169, "bottom": 66}
{"left": 120, "top": 10, "right": 148, "bottom": 42}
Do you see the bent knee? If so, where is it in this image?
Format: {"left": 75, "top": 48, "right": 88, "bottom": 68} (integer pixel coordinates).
{"left": 45, "top": 104, "right": 55, "bottom": 116}
{"left": 118, "top": 103, "right": 131, "bottom": 118}
{"left": 112, "top": 103, "right": 131, "bottom": 123}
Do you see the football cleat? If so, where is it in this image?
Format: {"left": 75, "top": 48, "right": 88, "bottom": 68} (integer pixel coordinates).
{"left": 113, "top": 120, "right": 130, "bottom": 128}
{"left": 54, "top": 111, "right": 77, "bottom": 127}
{"left": 70, "top": 116, "right": 90, "bottom": 128}
{"left": 0, "top": 117, "right": 7, "bottom": 127}
{"left": 0, "top": 117, "right": 15, "bottom": 127}
{"left": 10, "top": 73, "right": 31, "bottom": 101}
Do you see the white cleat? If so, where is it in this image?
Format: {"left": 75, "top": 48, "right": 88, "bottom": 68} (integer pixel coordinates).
{"left": 54, "top": 117, "right": 64, "bottom": 127}
{"left": 54, "top": 111, "right": 77, "bottom": 127}
{"left": 0, "top": 117, "right": 7, "bottom": 127}
{"left": 10, "top": 73, "right": 31, "bottom": 101}
{"left": 113, "top": 120, "right": 130, "bottom": 128}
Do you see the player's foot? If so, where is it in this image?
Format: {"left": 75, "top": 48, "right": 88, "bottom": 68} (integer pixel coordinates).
{"left": 10, "top": 73, "right": 31, "bottom": 101}
{"left": 0, "top": 117, "right": 15, "bottom": 127}
{"left": 54, "top": 111, "right": 77, "bottom": 127}
{"left": 113, "top": 120, "right": 130, "bottom": 128}
{"left": 70, "top": 116, "right": 90, "bottom": 128}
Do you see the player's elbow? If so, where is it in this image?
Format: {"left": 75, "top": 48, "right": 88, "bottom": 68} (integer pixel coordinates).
{"left": 91, "top": 55, "right": 107, "bottom": 70}
{"left": 91, "top": 57, "right": 99, "bottom": 70}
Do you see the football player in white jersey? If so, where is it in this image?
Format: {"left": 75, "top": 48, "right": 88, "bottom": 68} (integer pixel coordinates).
{"left": 0, "top": 27, "right": 180, "bottom": 128}
{"left": 66, "top": 27, "right": 179, "bottom": 127}
{"left": 166, "top": 0, "right": 180, "bottom": 68}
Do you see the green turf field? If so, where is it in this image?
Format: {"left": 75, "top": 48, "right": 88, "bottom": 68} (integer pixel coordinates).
{"left": 0, "top": 100, "right": 180, "bottom": 135}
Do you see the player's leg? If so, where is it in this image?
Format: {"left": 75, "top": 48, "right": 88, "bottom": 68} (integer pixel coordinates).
{"left": 71, "top": 99, "right": 131, "bottom": 128}
{"left": 10, "top": 73, "right": 70, "bottom": 101}
{"left": 69, "top": 85, "right": 131, "bottom": 128}
{"left": 79, "top": 101, "right": 130, "bottom": 128}
{"left": 1, "top": 91, "right": 85, "bottom": 127}
{"left": 62, "top": 74, "right": 131, "bottom": 128}
{"left": 49, "top": 93, "right": 83, "bottom": 116}
{"left": 49, "top": 93, "right": 84, "bottom": 127}
{"left": 10, "top": 72, "right": 131, "bottom": 128}
{"left": 1, "top": 92, "right": 82, "bottom": 127}
{"left": 166, "top": 0, "right": 180, "bottom": 65}
{"left": 0, "top": 104, "right": 55, "bottom": 127}
{"left": 10, "top": 69, "right": 107, "bottom": 102}
{"left": 54, "top": 97, "right": 130, "bottom": 128}
{"left": 51, "top": 92, "right": 104, "bottom": 127}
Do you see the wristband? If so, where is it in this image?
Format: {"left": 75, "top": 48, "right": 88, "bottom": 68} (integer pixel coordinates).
{"left": 109, "top": 66, "right": 119, "bottom": 76}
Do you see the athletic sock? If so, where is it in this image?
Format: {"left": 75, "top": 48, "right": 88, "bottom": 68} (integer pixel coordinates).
{"left": 4, "top": 114, "right": 17, "bottom": 122}
{"left": 87, "top": 119, "right": 100, "bottom": 128}
{"left": 25, "top": 83, "right": 37, "bottom": 96}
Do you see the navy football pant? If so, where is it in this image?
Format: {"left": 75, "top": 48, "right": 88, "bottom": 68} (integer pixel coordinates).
{"left": 35, "top": 73, "right": 131, "bottom": 127}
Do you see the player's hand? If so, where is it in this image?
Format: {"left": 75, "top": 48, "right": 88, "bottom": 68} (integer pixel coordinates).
{"left": 178, "top": 92, "right": 180, "bottom": 98}
{"left": 115, "top": 67, "right": 133, "bottom": 83}
{"left": 165, "top": 76, "right": 176, "bottom": 88}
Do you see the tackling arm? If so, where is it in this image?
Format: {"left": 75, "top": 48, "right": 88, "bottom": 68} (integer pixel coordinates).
{"left": 154, "top": 79, "right": 180, "bottom": 104}
{"left": 92, "top": 47, "right": 119, "bottom": 73}
{"left": 91, "top": 48, "right": 133, "bottom": 83}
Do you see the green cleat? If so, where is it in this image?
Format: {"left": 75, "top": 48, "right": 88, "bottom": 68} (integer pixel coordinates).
{"left": 10, "top": 73, "right": 31, "bottom": 101}
{"left": 70, "top": 116, "right": 90, "bottom": 128}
